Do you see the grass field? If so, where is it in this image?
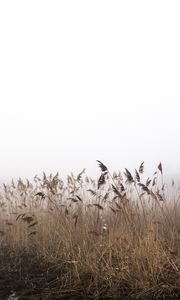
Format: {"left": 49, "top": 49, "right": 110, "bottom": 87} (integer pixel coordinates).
{"left": 0, "top": 161, "right": 179, "bottom": 299}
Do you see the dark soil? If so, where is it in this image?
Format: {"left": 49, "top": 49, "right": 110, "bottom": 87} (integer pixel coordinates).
{"left": 0, "top": 247, "right": 79, "bottom": 300}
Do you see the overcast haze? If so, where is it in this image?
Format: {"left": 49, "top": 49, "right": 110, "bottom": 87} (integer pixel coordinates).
{"left": 0, "top": 1, "right": 180, "bottom": 182}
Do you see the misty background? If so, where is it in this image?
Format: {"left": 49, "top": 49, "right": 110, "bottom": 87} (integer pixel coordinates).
{"left": 0, "top": 1, "right": 180, "bottom": 182}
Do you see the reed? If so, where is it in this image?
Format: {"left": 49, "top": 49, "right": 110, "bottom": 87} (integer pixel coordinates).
{"left": 0, "top": 162, "right": 179, "bottom": 299}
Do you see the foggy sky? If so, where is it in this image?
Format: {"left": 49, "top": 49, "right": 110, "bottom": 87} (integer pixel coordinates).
{"left": 0, "top": 1, "right": 180, "bottom": 182}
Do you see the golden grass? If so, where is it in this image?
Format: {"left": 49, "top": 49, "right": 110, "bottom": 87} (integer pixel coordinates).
{"left": 0, "top": 162, "right": 179, "bottom": 299}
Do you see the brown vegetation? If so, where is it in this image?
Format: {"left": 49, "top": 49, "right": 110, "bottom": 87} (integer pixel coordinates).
{"left": 0, "top": 162, "right": 179, "bottom": 299}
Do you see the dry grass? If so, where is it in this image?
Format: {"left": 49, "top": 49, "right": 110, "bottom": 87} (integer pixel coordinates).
{"left": 0, "top": 162, "right": 179, "bottom": 299}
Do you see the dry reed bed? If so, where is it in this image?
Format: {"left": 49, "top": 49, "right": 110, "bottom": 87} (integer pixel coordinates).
{"left": 0, "top": 161, "right": 179, "bottom": 299}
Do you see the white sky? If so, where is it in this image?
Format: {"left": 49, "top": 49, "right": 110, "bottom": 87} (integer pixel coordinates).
{"left": 0, "top": 1, "right": 180, "bottom": 181}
